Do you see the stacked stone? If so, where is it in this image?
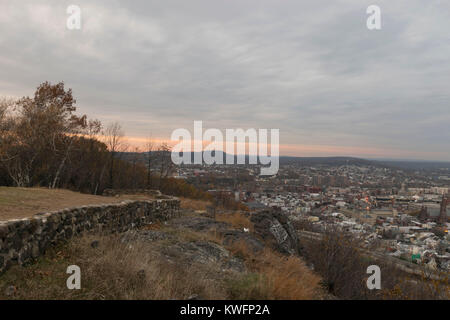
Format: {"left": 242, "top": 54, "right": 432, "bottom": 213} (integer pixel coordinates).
{"left": 0, "top": 198, "right": 179, "bottom": 273}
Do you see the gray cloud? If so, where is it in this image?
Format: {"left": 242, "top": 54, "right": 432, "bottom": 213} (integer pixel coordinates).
{"left": 0, "top": 0, "right": 449, "bottom": 160}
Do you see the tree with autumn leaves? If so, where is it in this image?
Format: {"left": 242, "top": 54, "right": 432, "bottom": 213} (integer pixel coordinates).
{"left": 0, "top": 82, "right": 87, "bottom": 187}
{"left": 0, "top": 81, "right": 211, "bottom": 201}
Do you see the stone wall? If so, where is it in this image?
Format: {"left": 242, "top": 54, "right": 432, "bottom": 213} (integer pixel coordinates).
{"left": 102, "top": 188, "right": 162, "bottom": 197}
{"left": 0, "top": 198, "right": 180, "bottom": 274}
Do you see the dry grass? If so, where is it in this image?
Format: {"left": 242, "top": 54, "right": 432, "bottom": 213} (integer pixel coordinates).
{"left": 216, "top": 212, "right": 254, "bottom": 232}
{"left": 179, "top": 197, "right": 211, "bottom": 211}
{"left": 0, "top": 235, "right": 229, "bottom": 300}
{"left": 226, "top": 240, "right": 322, "bottom": 300}
{"left": 0, "top": 199, "right": 322, "bottom": 300}
{"left": 0, "top": 187, "right": 153, "bottom": 221}
{"left": 172, "top": 211, "right": 322, "bottom": 299}
{"left": 0, "top": 220, "right": 322, "bottom": 300}
{"left": 142, "top": 221, "right": 163, "bottom": 231}
{"left": 69, "top": 235, "right": 227, "bottom": 300}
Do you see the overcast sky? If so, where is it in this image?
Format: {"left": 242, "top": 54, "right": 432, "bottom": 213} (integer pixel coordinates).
{"left": 1, "top": 0, "right": 449, "bottom": 160}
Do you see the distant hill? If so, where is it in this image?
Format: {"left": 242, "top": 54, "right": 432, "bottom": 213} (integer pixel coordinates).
{"left": 280, "top": 157, "right": 450, "bottom": 170}
{"left": 118, "top": 151, "right": 450, "bottom": 170}
{"left": 371, "top": 159, "right": 450, "bottom": 170}
{"left": 279, "top": 156, "right": 374, "bottom": 166}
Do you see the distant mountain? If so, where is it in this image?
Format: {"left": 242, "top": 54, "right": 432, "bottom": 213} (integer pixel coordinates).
{"left": 280, "top": 156, "right": 450, "bottom": 170}
{"left": 371, "top": 159, "right": 450, "bottom": 170}
{"left": 279, "top": 156, "right": 374, "bottom": 166}
{"left": 118, "top": 151, "right": 450, "bottom": 170}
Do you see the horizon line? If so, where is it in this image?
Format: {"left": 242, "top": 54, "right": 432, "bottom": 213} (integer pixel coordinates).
{"left": 121, "top": 150, "right": 450, "bottom": 164}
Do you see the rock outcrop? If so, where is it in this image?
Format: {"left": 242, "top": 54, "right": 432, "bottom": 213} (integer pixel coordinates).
{"left": 169, "top": 209, "right": 299, "bottom": 256}
{"left": 170, "top": 216, "right": 264, "bottom": 253}
{"left": 250, "top": 210, "right": 299, "bottom": 255}
{"left": 121, "top": 229, "right": 245, "bottom": 274}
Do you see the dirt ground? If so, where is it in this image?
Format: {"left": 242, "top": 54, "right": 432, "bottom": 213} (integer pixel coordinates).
{"left": 0, "top": 187, "right": 153, "bottom": 221}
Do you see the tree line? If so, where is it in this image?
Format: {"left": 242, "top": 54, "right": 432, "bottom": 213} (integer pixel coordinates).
{"left": 0, "top": 81, "right": 212, "bottom": 201}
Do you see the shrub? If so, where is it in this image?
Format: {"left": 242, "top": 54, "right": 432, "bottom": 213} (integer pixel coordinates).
{"left": 299, "top": 226, "right": 450, "bottom": 300}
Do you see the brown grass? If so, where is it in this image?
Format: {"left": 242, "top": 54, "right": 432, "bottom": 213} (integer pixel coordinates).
{"left": 174, "top": 211, "right": 322, "bottom": 299}
{"left": 216, "top": 212, "right": 254, "bottom": 232}
{"left": 142, "top": 221, "right": 163, "bottom": 231}
{"left": 0, "top": 187, "right": 153, "bottom": 221}
{"left": 227, "top": 240, "right": 322, "bottom": 299}
{"left": 0, "top": 220, "right": 323, "bottom": 300}
{"left": 0, "top": 200, "right": 322, "bottom": 300}
{"left": 0, "top": 235, "right": 229, "bottom": 300}
{"left": 179, "top": 197, "right": 211, "bottom": 211}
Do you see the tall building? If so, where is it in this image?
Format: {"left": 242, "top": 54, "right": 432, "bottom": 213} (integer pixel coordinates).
{"left": 438, "top": 193, "right": 449, "bottom": 224}
{"left": 312, "top": 175, "right": 322, "bottom": 187}
{"left": 418, "top": 205, "right": 429, "bottom": 222}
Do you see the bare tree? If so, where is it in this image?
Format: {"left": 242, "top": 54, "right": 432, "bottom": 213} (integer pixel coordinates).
{"left": 0, "top": 97, "right": 16, "bottom": 155}
{"left": 130, "top": 146, "right": 142, "bottom": 189}
{"left": 0, "top": 97, "right": 37, "bottom": 186}
{"left": 144, "top": 135, "right": 155, "bottom": 188}
{"left": 84, "top": 119, "right": 102, "bottom": 141}
{"left": 104, "top": 122, "right": 126, "bottom": 188}
{"left": 156, "top": 142, "right": 174, "bottom": 189}
{"left": 51, "top": 115, "right": 87, "bottom": 189}
{"left": 0, "top": 97, "right": 12, "bottom": 126}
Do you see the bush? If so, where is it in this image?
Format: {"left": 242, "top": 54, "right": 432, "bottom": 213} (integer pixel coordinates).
{"left": 299, "top": 226, "right": 450, "bottom": 300}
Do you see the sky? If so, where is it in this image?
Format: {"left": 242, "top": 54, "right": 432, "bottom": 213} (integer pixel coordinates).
{"left": 0, "top": 0, "right": 449, "bottom": 160}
